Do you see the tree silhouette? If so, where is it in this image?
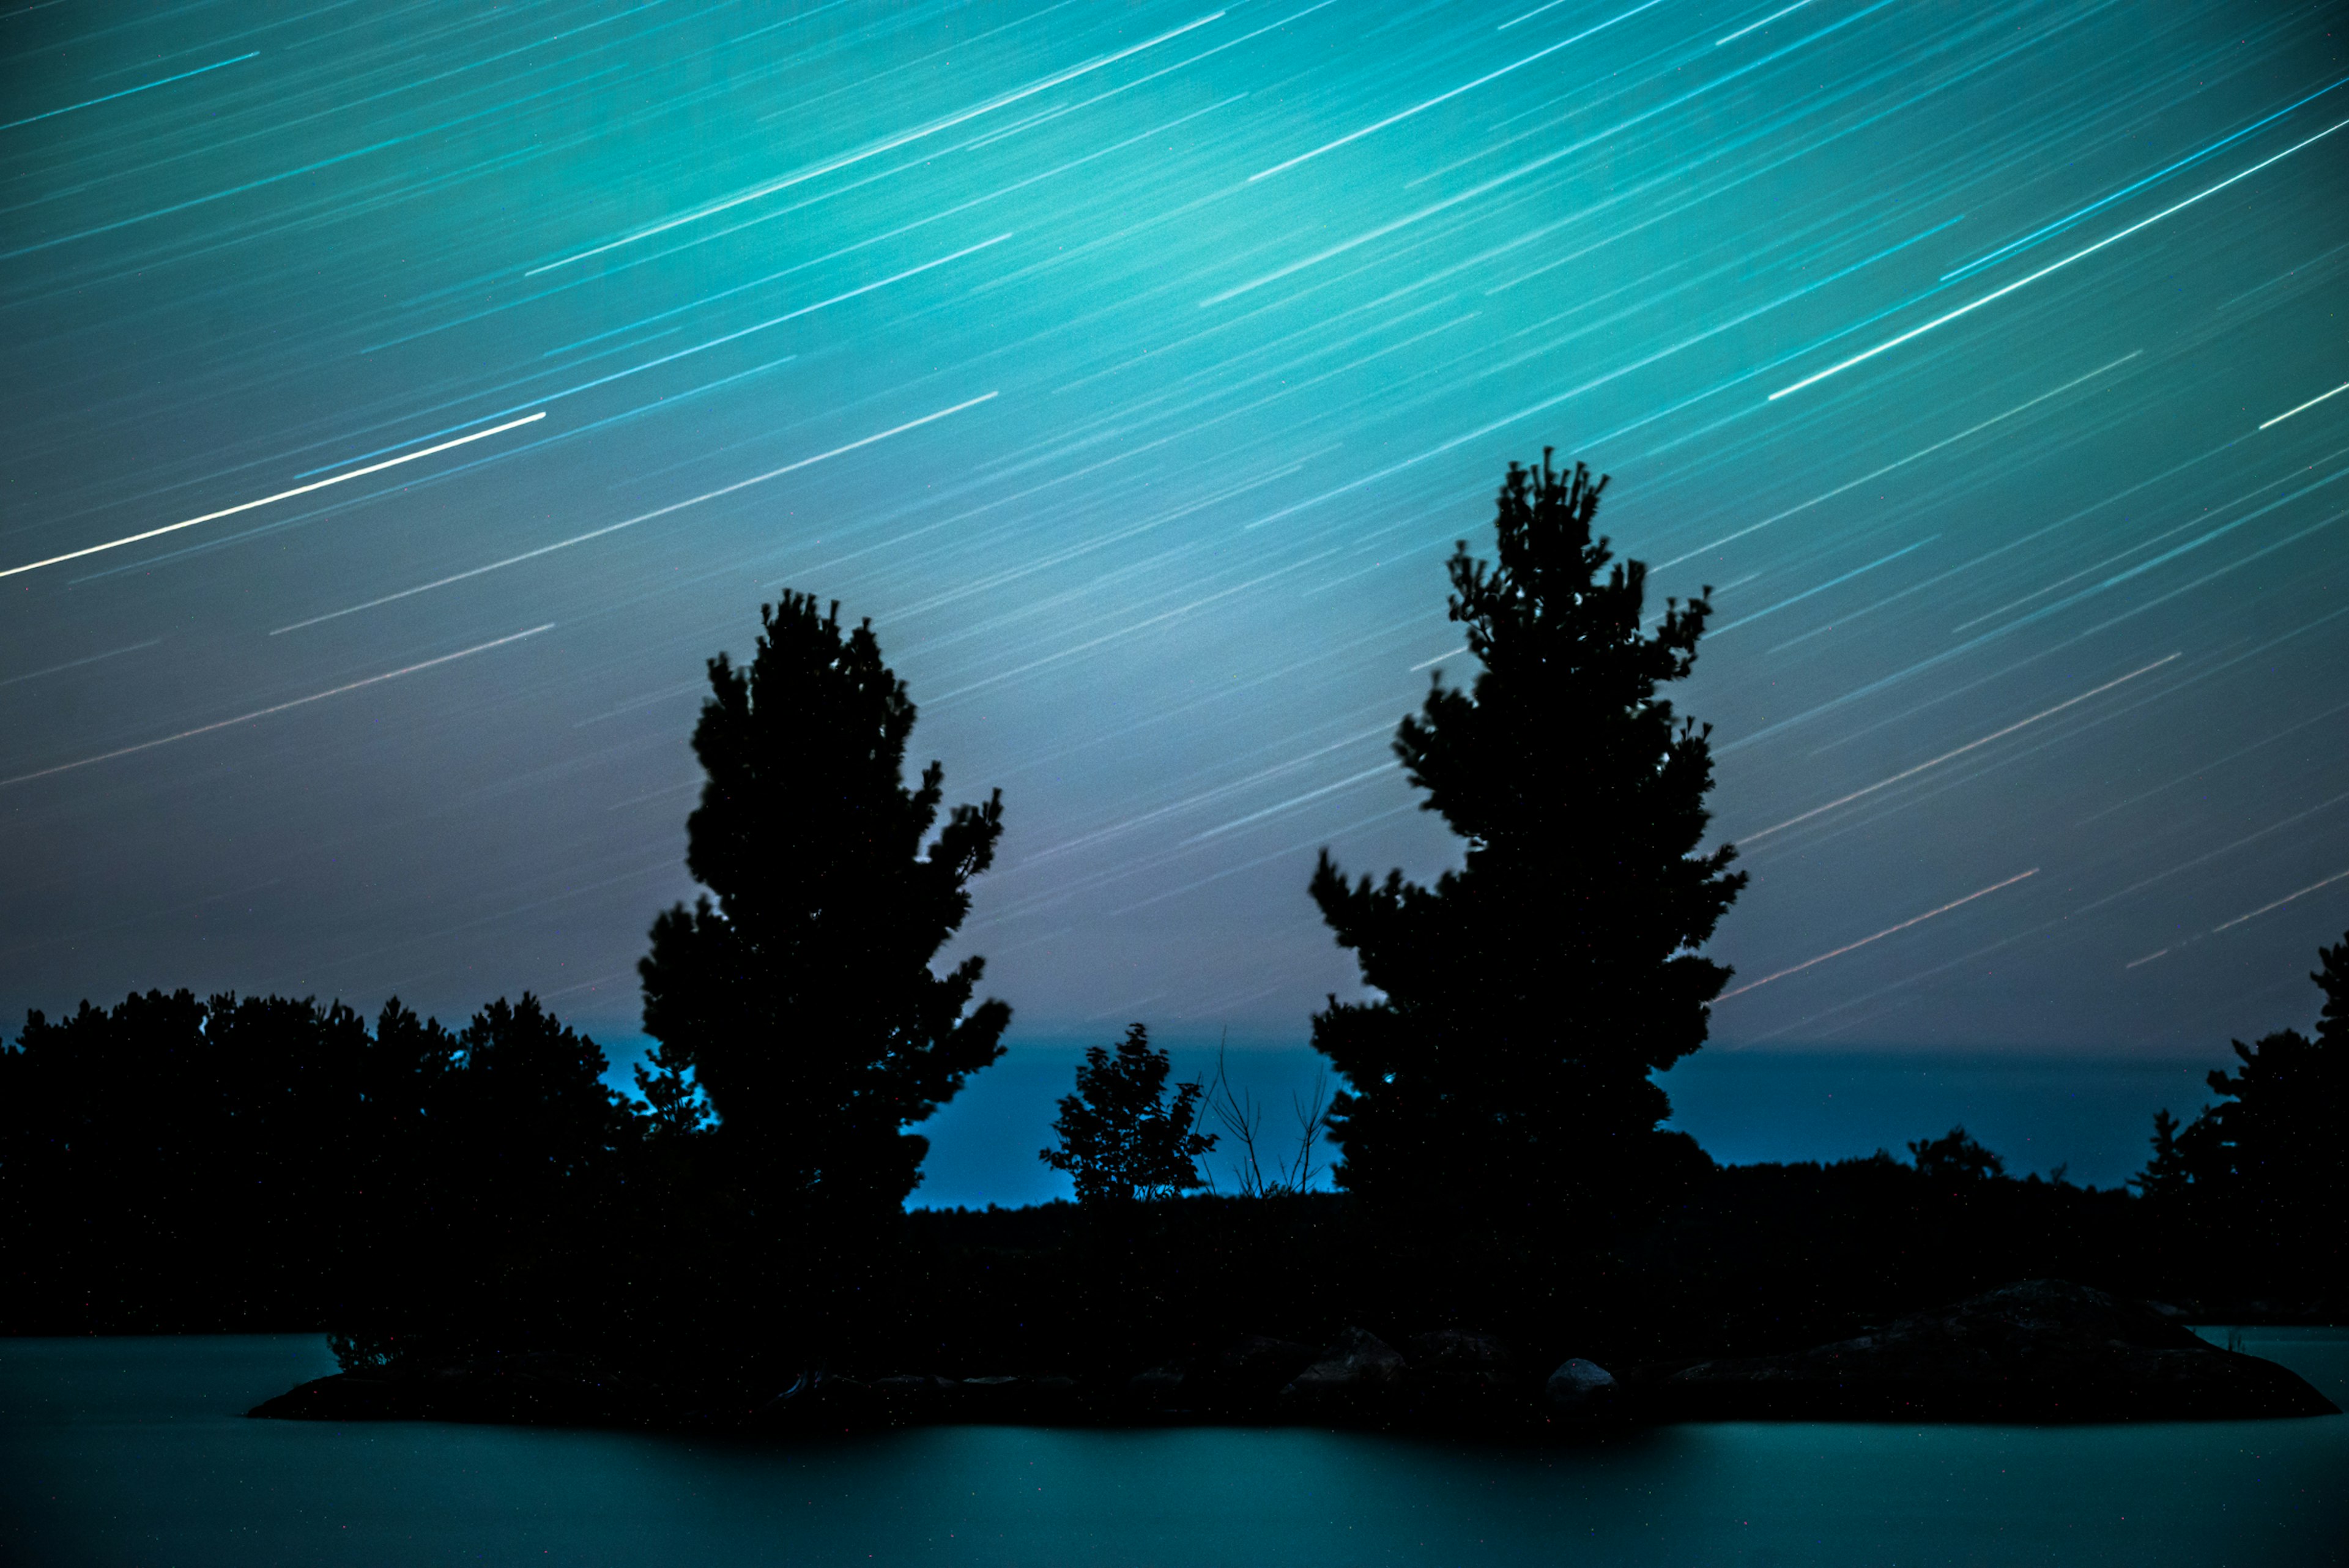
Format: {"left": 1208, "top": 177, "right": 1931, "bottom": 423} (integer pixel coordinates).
{"left": 638, "top": 594, "right": 1011, "bottom": 1224}
{"left": 1310, "top": 452, "right": 1744, "bottom": 1224}
{"left": 2189, "top": 940, "right": 2348, "bottom": 1195}
{"left": 631, "top": 1041, "right": 714, "bottom": 1141}
{"left": 1907, "top": 1125, "right": 2006, "bottom": 1184}
{"left": 2132, "top": 930, "right": 2349, "bottom": 1291}
{"left": 0, "top": 987, "right": 637, "bottom": 1339}
{"left": 1041, "top": 1024, "right": 1217, "bottom": 1205}
{"left": 451, "top": 997, "right": 627, "bottom": 1155}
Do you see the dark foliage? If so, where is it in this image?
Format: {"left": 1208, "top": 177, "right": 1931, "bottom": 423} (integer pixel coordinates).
{"left": 4, "top": 986, "right": 2337, "bottom": 1387}
{"left": 1041, "top": 1024, "right": 1217, "bottom": 1205}
{"left": 1310, "top": 453, "right": 1744, "bottom": 1230}
{"left": 889, "top": 1132, "right": 2271, "bottom": 1388}
{"left": 2132, "top": 931, "right": 2349, "bottom": 1292}
{"left": 0, "top": 990, "right": 646, "bottom": 1341}
{"left": 638, "top": 593, "right": 1011, "bottom": 1225}
{"left": 1906, "top": 1125, "right": 2007, "bottom": 1185}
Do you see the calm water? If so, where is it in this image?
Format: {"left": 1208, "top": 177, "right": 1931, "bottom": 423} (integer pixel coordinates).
{"left": 2, "top": 1334, "right": 2343, "bottom": 1567}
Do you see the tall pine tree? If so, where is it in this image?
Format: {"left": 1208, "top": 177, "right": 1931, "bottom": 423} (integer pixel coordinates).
{"left": 1310, "top": 453, "right": 1744, "bottom": 1227}
{"left": 638, "top": 594, "right": 1011, "bottom": 1226}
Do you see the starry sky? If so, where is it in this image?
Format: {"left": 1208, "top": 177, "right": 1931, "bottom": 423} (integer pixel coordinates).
{"left": 6, "top": 0, "right": 2347, "bottom": 1108}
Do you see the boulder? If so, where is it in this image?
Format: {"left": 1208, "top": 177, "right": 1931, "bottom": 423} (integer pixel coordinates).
{"left": 1646, "top": 1279, "right": 2340, "bottom": 1423}
{"left": 759, "top": 1371, "right": 885, "bottom": 1431}
{"left": 1406, "top": 1329, "right": 1515, "bottom": 1390}
{"left": 1280, "top": 1327, "right": 1408, "bottom": 1419}
{"left": 1197, "top": 1335, "right": 1321, "bottom": 1414}
{"left": 250, "top": 1371, "right": 417, "bottom": 1422}
{"left": 1126, "top": 1336, "right": 1319, "bottom": 1419}
{"left": 870, "top": 1375, "right": 956, "bottom": 1423}
{"left": 1406, "top": 1329, "right": 1523, "bottom": 1418}
{"left": 1544, "top": 1358, "right": 1618, "bottom": 1416}
{"left": 945, "top": 1373, "right": 1083, "bottom": 1424}
{"left": 1124, "top": 1364, "right": 1190, "bottom": 1409}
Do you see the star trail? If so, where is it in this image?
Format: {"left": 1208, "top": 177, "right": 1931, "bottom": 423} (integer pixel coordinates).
{"left": 4, "top": 0, "right": 2345, "bottom": 1082}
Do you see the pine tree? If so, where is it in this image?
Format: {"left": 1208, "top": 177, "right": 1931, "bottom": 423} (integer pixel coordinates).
{"left": 2132, "top": 931, "right": 2349, "bottom": 1292}
{"left": 1040, "top": 1024, "right": 1217, "bottom": 1205}
{"left": 1310, "top": 452, "right": 1744, "bottom": 1225}
{"left": 637, "top": 594, "right": 1011, "bottom": 1223}
{"left": 630, "top": 1042, "right": 714, "bottom": 1141}
{"left": 2130, "top": 1108, "right": 2194, "bottom": 1200}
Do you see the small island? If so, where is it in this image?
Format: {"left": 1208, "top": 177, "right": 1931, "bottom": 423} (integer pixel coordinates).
{"left": 6, "top": 455, "right": 2342, "bottom": 1435}
{"left": 245, "top": 1279, "right": 2335, "bottom": 1433}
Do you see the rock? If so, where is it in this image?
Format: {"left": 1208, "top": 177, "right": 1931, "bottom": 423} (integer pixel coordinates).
{"left": 871, "top": 1375, "right": 956, "bottom": 1423}
{"left": 1545, "top": 1358, "right": 1618, "bottom": 1416}
{"left": 1647, "top": 1279, "right": 2341, "bottom": 1423}
{"left": 1126, "top": 1336, "right": 1320, "bottom": 1419}
{"left": 1124, "top": 1364, "right": 1189, "bottom": 1408}
{"left": 1195, "top": 1335, "right": 1321, "bottom": 1415}
{"left": 249, "top": 1356, "right": 663, "bottom": 1428}
{"left": 1405, "top": 1329, "right": 1523, "bottom": 1419}
{"left": 949, "top": 1374, "right": 1025, "bottom": 1421}
{"left": 944, "top": 1373, "right": 1083, "bottom": 1424}
{"left": 760, "top": 1371, "right": 883, "bottom": 1431}
{"left": 1280, "top": 1327, "right": 1408, "bottom": 1419}
{"left": 1407, "top": 1329, "right": 1515, "bottom": 1389}
{"left": 250, "top": 1372, "right": 417, "bottom": 1422}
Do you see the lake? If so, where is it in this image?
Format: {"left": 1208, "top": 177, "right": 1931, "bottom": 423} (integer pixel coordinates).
{"left": 3, "top": 1332, "right": 2342, "bottom": 1566}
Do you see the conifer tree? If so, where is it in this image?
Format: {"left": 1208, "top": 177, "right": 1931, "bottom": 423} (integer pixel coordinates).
{"left": 2130, "top": 1108, "right": 2194, "bottom": 1200}
{"left": 638, "top": 594, "right": 1010, "bottom": 1222}
{"left": 1310, "top": 452, "right": 1744, "bottom": 1224}
{"left": 2129, "top": 932, "right": 2349, "bottom": 1291}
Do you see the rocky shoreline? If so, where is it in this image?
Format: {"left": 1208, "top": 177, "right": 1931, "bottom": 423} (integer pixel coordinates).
{"left": 249, "top": 1280, "right": 2338, "bottom": 1435}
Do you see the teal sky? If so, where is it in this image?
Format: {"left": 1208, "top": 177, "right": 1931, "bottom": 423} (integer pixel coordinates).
{"left": 4, "top": 0, "right": 2346, "bottom": 1066}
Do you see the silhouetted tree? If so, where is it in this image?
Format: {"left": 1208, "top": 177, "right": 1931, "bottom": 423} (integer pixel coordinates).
{"left": 1907, "top": 1125, "right": 2006, "bottom": 1184}
{"left": 631, "top": 1040, "right": 714, "bottom": 1140}
{"left": 1310, "top": 452, "right": 1744, "bottom": 1227}
{"left": 392, "top": 995, "right": 639, "bottom": 1344}
{"left": 638, "top": 594, "right": 1011, "bottom": 1228}
{"left": 1041, "top": 1024, "right": 1217, "bottom": 1205}
{"left": 2131, "top": 931, "right": 2349, "bottom": 1295}
{"left": 447, "top": 995, "right": 630, "bottom": 1168}
{"left": 2130, "top": 1108, "right": 2193, "bottom": 1200}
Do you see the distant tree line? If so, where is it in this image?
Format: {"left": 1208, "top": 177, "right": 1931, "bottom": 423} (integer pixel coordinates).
{"left": 0, "top": 991, "right": 668, "bottom": 1339}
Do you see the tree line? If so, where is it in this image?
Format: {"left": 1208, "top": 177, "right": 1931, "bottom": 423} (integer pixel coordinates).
{"left": 0, "top": 992, "right": 653, "bottom": 1338}
{"left": 4, "top": 450, "right": 2341, "bottom": 1354}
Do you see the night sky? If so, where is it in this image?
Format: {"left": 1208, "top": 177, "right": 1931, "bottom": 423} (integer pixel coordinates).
{"left": 6, "top": 1, "right": 2347, "bottom": 1170}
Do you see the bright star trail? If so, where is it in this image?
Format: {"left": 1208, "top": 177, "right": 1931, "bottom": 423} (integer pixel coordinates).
{"left": 1767, "top": 113, "right": 2349, "bottom": 400}
{"left": 0, "top": 413, "right": 546, "bottom": 579}
{"left": 2263, "top": 379, "right": 2349, "bottom": 429}
{"left": 4, "top": 0, "right": 2346, "bottom": 1099}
